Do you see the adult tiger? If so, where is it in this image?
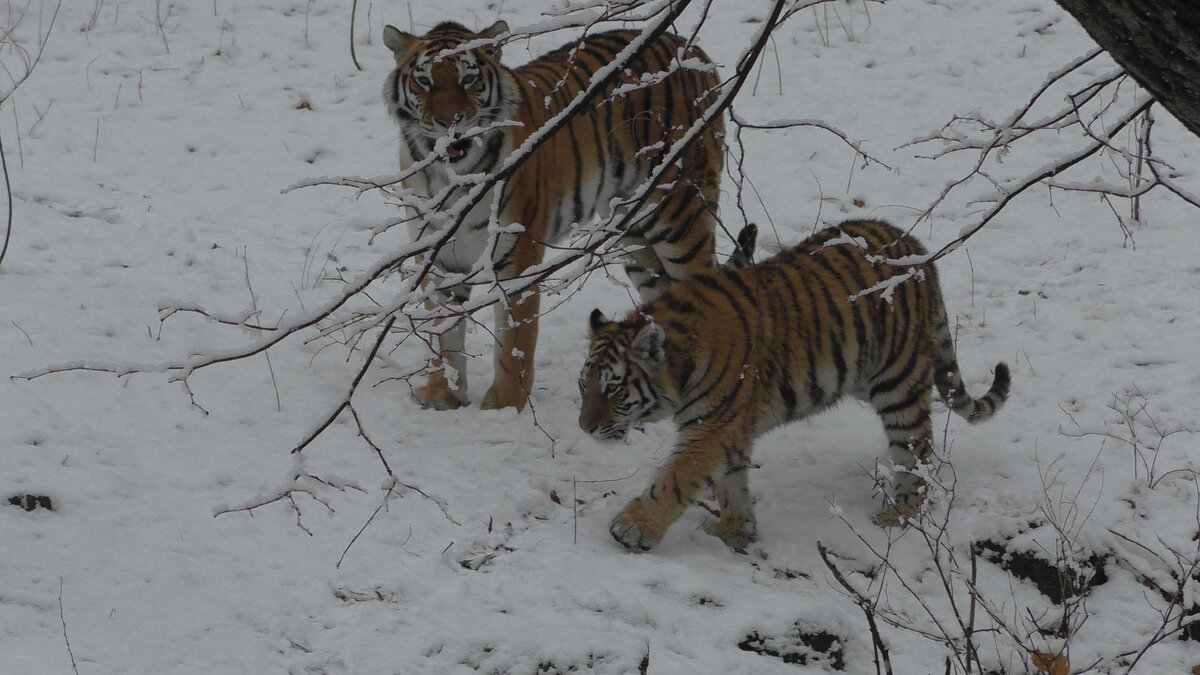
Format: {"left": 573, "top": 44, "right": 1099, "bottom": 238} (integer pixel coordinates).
{"left": 383, "top": 21, "right": 724, "bottom": 411}
{"left": 578, "top": 220, "right": 1010, "bottom": 551}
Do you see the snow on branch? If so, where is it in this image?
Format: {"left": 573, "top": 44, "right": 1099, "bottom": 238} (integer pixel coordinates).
{"left": 731, "top": 112, "right": 892, "bottom": 171}
{"left": 916, "top": 96, "right": 1154, "bottom": 266}
{"left": 903, "top": 44, "right": 1185, "bottom": 264}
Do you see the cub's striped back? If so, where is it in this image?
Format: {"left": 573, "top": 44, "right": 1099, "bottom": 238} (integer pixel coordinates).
{"left": 579, "top": 220, "right": 1010, "bottom": 551}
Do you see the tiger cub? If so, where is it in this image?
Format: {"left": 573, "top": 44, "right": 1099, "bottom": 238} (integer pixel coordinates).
{"left": 579, "top": 220, "right": 1010, "bottom": 551}
{"left": 383, "top": 21, "right": 724, "bottom": 412}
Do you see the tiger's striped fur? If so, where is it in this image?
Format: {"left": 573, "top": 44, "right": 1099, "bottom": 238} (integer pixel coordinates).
{"left": 579, "top": 220, "right": 1010, "bottom": 551}
{"left": 383, "top": 21, "right": 724, "bottom": 411}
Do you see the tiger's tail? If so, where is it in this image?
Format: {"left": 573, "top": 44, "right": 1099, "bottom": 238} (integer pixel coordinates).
{"left": 932, "top": 307, "right": 1010, "bottom": 424}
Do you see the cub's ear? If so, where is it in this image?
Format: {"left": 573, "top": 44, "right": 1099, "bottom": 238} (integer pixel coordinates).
{"left": 725, "top": 223, "right": 758, "bottom": 270}
{"left": 383, "top": 25, "right": 415, "bottom": 57}
{"left": 736, "top": 223, "right": 758, "bottom": 263}
{"left": 480, "top": 20, "right": 508, "bottom": 61}
{"left": 588, "top": 309, "right": 609, "bottom": 336}
{"left": 631, "top": 322, "right": 666, "bottom": 370}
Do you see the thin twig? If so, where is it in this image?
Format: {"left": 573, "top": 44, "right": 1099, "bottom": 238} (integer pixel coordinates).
{"left": 59, "top": 579, "right": 80, "bottom": 675}
{"left": 0, "top": 121, "right": 11, "bottom": 269}
{"left": 731, "top": 111, "right": 892, "bottom": 171}
{"left": 291, "top": 315, "right": 396, "bottom": 455}
{"left": 11, "top": 319, "right": 33, "bottom": 345}
{"left": 337, "top": 482, "right": 395, "bottom": 568}
{"left": 242, "top": 251, "right": 281, "bottom": 412}
{"left": 394, "top": 477, "right": 461, "bottom": 526}
{"left": 817, "top": 541, "right": 893, "bottom": 675}
{"left": 918, "top": 97, "right": 1153, "bottom": 266}
{"left": 350, "top": 0, "right": 362, "bottom": 71}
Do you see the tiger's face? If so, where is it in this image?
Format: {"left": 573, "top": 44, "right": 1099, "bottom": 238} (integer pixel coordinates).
{"left": 579, "top": 310, "right": 673, "bottom": 440}
{"left": 383, "top": 21, "right": 515, "bottom": 164}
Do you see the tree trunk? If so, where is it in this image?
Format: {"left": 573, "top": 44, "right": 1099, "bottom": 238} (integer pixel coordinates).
{"left": 1054, "top": 0, "right": 1200, "bottom": 137}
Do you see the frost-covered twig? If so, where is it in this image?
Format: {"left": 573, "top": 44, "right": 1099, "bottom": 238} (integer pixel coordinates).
{"left": 291, "top": 315, "right": 396, "bottom": 455}
{"left": 903, "top": 43, "right": 1198, "bottom": 264}
{"left": 731, "top": 111, "right": 892, "bottom": 171}
{"left": 1059, "top": 387, "right": 1196, "bottom": 486}
{"left": 1136, "top": 107, "right": 1200, "bottom": 211}
{"left": 335, "top": 477, "right": 461, "bottom": 568}
{"left": 213, "top": 453, "right": 364, "bottom": 535}
{"left": 904, "top": 50, "right": 1107, "bottom": 161}
{"left": 917, "top": 96, "right": 1153, "bottom": 267}
{"left": 1103, "top": 527, "right": 1200, "bottom": 673}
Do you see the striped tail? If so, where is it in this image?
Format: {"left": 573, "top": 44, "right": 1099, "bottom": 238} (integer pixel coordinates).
{"left": 933, "top": 309, "right": 1010, "bottom": 424}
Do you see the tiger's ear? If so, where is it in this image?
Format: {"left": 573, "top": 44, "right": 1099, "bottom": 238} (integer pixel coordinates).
{"left": 631, "top": 322, "right": 666, "bottom": 370}
{"left": 588, "top": 309, "right": 609, "bottom": 337}
{"left": 479, "top": 20, "right": 508, "bottom": 61}
{"left": 383, "top": 25, "right": 416, "bottom": 57}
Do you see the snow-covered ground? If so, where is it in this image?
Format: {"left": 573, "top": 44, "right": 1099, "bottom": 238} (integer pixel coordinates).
{"left": 4, "top": 1, "right": 1200, "bottom": 672}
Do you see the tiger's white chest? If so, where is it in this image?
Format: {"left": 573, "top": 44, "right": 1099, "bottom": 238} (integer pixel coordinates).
{"left": 401, "top": 141, "right": 510, "bottom": 275}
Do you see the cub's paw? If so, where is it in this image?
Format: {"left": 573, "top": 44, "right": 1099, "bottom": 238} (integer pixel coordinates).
{"left": 609, "top": 499, "right": 667, "bottom": 552}
{"left": 703, "top": 515, "right": 758, "bottom": 550}
{"left": 413, "top": 384, "right": 465, "bottom": 411}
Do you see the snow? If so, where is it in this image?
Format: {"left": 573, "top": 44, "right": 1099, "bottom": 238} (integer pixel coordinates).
{"left": 4, "top": 1, "right": 1200, "bottom": 673}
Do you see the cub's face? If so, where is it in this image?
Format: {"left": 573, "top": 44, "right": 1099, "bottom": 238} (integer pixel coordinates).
{"left": 578, "top": 310, "right": 671, "bottom": 441}
{"left": 382, "top": 21, "right": 512, "bottom": 163}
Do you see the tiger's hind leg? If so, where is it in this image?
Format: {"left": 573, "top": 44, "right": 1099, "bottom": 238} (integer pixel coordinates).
{"left": 703, "top": 466, "right": 758, "bottom": 550}
{"left": 869, "top": 383, "right": 935, "bottom": 527}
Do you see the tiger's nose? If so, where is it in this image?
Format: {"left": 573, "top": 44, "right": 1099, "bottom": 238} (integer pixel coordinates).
{"left": 434, "top": 115, "right": 459, "bottom": 129}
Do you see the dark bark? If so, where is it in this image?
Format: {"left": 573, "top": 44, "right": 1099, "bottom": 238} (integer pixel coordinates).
{"left": 1054, "top": 0, "right": 1200, "bottom": 137}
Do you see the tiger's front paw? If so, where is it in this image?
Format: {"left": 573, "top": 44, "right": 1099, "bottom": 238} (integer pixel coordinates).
{"left": 609, "top": 498, "right": 668, "bottom": 552}
{"left": 413, "top": 383, "right": 466, "bottom": 411}
{"left": 481, "top": 383, "right": 529, "bottom": 412}
{"left": 703, "top": 514, "right": 758, "bottom": 550}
